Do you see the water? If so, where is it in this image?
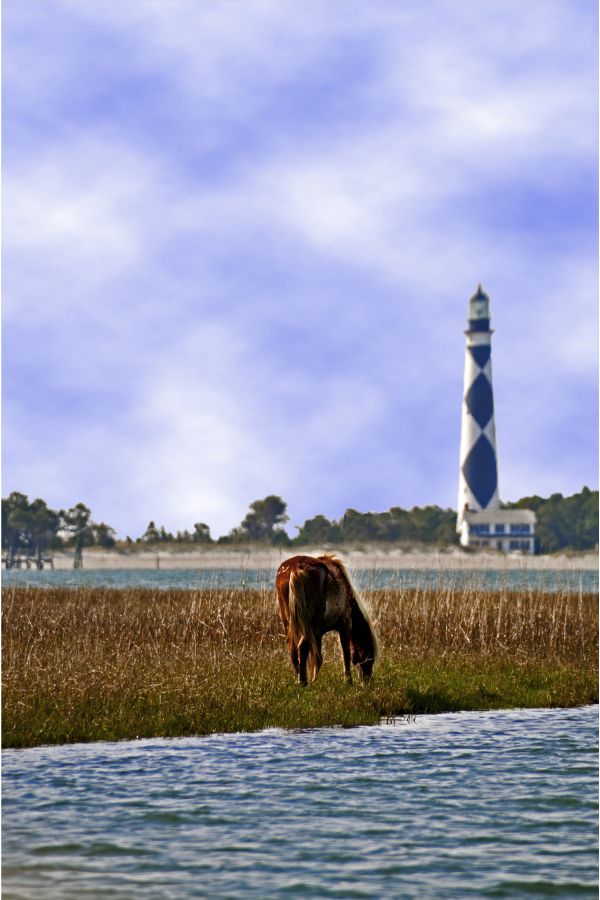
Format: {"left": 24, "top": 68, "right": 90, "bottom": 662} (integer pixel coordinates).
{"left": 3, "top": 566, "right": 598, "bottom": 593}
{"left": 3, "top": 706, "right": 598, "bottom": 898}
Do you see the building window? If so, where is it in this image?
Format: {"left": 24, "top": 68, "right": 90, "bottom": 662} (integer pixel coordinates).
{"left": 509, "top": 539, "right": 531, "bottom": 550}
{"left": 494, "top": 524, "right": 505, "bottom": 534}
{"left": 470, "top": 524, "right": 490, "bottom": 535}
{"left": 510, "top": 523, "right": 531, "bottom": 534}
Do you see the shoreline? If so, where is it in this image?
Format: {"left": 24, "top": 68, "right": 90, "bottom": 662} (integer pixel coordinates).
{"left": 38, "top": 546, "right": 599, "bottom": 571}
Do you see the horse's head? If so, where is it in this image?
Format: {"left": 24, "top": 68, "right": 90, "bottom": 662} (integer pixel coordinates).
{"left": 350, "top": 643, "right": 375, "bottom": 682}
{"left": 349, "top": 600, "right": 378, "bottom": 683}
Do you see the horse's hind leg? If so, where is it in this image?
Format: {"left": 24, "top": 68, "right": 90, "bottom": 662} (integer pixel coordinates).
{"left": 311, "top": 636, "right": 323, "bottom": 682}
{"left": 338, "top": 629, "right": 352, "bottom": 685}
{"left": 297, "top": 636, "right": 310, "bottom": 686}
{"left": 288, "top": 638, "right": 300, "bottom": 679}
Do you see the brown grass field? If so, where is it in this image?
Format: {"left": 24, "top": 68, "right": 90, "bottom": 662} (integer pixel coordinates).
{"left": 3, "top": 582, "right": 598, "bottom": 748}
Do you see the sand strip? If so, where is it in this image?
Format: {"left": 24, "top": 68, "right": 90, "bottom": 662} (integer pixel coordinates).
{"left": 39, "top": 547, "right": 599, "bottom": 572}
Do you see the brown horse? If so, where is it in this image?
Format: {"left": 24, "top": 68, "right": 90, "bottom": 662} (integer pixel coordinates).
{"left": 275, "top": 554, "right": 378, "bottom": 686}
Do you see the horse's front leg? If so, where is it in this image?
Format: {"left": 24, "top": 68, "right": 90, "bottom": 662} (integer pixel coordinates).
{"left": 338, "top": 629, "right": 352, "bottom": 685}
{"left": 311, "top": 635, "right": 323, "bottom": 682}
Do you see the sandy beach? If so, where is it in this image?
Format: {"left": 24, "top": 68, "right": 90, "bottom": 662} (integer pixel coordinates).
{"left": 45, "top": 546, "right": 599, "bottom": 572}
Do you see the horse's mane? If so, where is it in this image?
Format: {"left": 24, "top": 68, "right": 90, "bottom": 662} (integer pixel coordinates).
{"left": 318, "top": 553, "right": 379, "bottom": 662}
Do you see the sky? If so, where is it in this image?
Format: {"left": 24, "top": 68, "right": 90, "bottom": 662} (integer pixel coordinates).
{"left": 3, "top": 0, "right": 598, "bottom": 540}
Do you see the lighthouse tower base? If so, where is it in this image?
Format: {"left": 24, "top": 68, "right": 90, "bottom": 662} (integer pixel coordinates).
{"left": 458, "top": 508, "right": 536, "bottom": 553}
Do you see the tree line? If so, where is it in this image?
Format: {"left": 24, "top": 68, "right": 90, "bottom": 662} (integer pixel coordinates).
{"left": 2, "top": 493, "right": 116, "bottom": 568}
{"left": 2, "top": 487, "right": 598, "bottom": 560}
{"left": 504, "top": 486, "right": 598, "bottom": 554}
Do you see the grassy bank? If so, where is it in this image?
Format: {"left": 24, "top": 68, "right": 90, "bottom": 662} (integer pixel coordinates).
{"left": 3, "top": 583, "right": 597, "bottom": 748}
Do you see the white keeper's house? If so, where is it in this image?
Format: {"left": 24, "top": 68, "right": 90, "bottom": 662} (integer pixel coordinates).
{"left": 457, "top": 286, "right": 536, "bottom": 553}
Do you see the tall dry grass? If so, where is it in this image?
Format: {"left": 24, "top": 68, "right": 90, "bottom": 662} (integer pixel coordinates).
{"left": 3, "top": 582, "right": 597, "bottom": 748}
{"left": 370, "top": 583, "right": 596, "bottom": 660}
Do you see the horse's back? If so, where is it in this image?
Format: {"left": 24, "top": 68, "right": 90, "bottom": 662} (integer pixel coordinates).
{"left": 276, "top": 555, "right": 328, "bottom": 591}
{"left": 277, "top": 555, "right": 353, "bottom": 632}
{"left": 276, "top": 556, "right": 328, "bottom": 619}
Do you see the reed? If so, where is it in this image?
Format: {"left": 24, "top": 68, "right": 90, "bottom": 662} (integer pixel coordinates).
{"left": 3, "top": 582, "right": 597, "bottom": 748}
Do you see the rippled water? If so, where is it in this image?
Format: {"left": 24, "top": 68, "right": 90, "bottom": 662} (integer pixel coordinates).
{"left": 3, "top": 706, "right": 598, "bottom": 898}
{"left": 3, "top": 566, "right": 598, "bottom": 593}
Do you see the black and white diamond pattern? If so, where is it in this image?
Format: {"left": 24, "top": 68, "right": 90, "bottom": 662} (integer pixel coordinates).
{"left": 458, "top": 334, "right": 499, "bottom": 513}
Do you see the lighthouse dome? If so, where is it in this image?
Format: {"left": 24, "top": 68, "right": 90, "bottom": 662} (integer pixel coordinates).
{"left": 470, "top": 284, "right": 489, "bottom": 303}
{"left": 468, "top": 284, "right": 490, "bottom": 323}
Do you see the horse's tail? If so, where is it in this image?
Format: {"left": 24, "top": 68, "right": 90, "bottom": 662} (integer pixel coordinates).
{"left": 288, "top": 568, "right": 322, "bottom": 680}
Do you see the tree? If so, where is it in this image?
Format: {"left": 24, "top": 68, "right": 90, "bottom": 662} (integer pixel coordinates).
{"left": 2, "top": 492, "right": 31, "bottom": 562}
{"left": 93, "top": 522, "right": 117, "bottom": 548}
{"left": 388, "top": 507, "right": 412, "bottom": 541}
{"left": 27, "top": 498, "right": 60, "bottom": 566}
{"left": 60, "top": 503, "right": 94, "bottom": 569}
{"left": 338, "top": 509, "right": 382, "bottom": 543}
{"left": 2, "top": 493, "right": 62, "bottom": 566}
{"left": 504, "top": 487, "right": 599, "bottom": 553}
{"left": 192, "top": 522, "right": 213, "bottom": 544}
{"left": 272, "top": 529, "right": 292, "bottom": 547}
{"left": 239, "top": 496, "right": 289, "bottom": 542}
{"left": 407, "top": 505, "right": 458, "bottom": 545}
{"left": 142, "top": 521, "right": 160, "bottom": 543}
{"left": 294, "top": 515, "right": 340, "bottom": 545}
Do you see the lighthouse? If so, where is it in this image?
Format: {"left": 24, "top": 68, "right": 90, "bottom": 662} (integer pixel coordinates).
{"left": 458, "top": 285, "right": 500, "bottom": 516}
{"left": 457, "top": 286, "right": 535, "bottom": 552}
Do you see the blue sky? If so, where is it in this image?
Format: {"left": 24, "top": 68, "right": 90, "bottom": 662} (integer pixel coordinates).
{"left": 3, "top": 0, "right": 598, "bottom": 539}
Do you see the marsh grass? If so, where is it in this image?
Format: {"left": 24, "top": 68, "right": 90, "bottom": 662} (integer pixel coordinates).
{"left": 3, "top": 582, "right": 597, "bottom": 748}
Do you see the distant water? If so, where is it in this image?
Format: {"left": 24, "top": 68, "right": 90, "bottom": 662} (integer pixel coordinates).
{"left": 2, "top": 567, "right": 598, "bottom": 593}
{"left": 3, "top": 706, "right": 598, "bottom": 898}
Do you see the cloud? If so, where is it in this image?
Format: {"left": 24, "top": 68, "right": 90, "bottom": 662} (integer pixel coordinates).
{"left": 4, "top": 140, "right": 151, "bottom": 325}
{"left": 3, "top": 0, "right": 597, "bottom": 537}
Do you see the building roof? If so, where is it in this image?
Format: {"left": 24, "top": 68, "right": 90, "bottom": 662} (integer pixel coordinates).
{"left": 470, "top": 284, "right": 490, "bottom": 303}
{"left": 463, "top": 508, "right": 536, "bottom": 524}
